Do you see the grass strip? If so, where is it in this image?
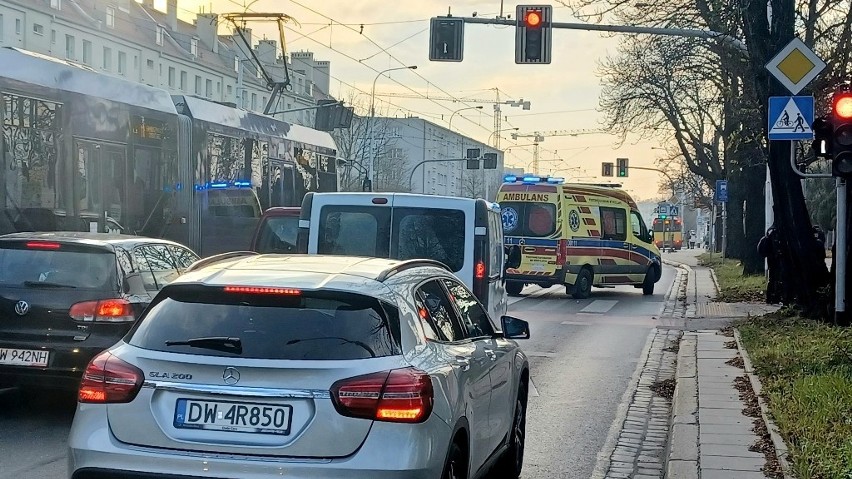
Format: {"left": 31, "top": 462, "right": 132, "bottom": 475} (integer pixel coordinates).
{"left": 698, "top": 253, "right": 767, "bottom": 302}
{"left": 738, "top": 312, "right": 852, "bottom": 478}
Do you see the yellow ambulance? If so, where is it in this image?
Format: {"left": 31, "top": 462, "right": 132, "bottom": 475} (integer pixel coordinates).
{"left": 498, "top": 175, "right": 662, "bottom": 299}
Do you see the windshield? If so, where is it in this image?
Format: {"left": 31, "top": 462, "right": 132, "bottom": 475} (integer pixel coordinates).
{"left": 254, "top": 216, "right": 299, "bottom": 253}
{"left": 207, "top": 190, "right": 262, "bottom": 218}
{"left": 501, "top": 201, "right": 557, "bottom": 238}
{"left": 0, "top": 245, "right": 117, "bottom": 290}
{"left": 128, "top": 286, "right": 401, "bottom": 360}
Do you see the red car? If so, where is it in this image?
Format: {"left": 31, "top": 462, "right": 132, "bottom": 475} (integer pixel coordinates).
{"left": 250, "top": 207, "right": 301, "bottom": 254}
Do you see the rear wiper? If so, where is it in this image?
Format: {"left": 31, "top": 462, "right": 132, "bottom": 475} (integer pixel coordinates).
{"left": 22, "top": 280, "right": 77, "bottom": 289}
{"left": 165, "top": 336, "right": 243, "bottom": 354}
{"left": 285, "top": 337, "right": 376, "bottom": 358}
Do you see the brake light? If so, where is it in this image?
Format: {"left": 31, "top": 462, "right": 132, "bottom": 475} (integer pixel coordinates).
{"left": 331, "top": 368, "right": 433, "bottom": 423}
{"left": 371, "top": 197, "right": 389, "bottom": 204}
{"left": 224, "top": 286, "right": 301, "bottom": 295}
{"left": 475, "top": 261, "right": 486, "bottom": 279}
{"left": 26, "top": 241, "right": 61, "bottom": 250}
{"left": 69, "top": 299, "right": 135, "bottom": 322}
{"left": 78, "top": 351, "right": 144, "bottom": 403}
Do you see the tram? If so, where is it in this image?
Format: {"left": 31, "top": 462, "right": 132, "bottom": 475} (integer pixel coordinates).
{"left": 652, "top": 216, "right": 683, "bottom": 250}
{"left": 0, "top": 48, "right": 337, "bottom": 256}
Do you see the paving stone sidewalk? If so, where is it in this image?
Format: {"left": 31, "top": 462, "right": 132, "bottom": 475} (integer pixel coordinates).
{"left": 663, "top": 249, "right": 781, "bottom": 479}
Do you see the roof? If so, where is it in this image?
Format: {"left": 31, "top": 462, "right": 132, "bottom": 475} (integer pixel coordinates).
{"left": 174, "top": 255, "right": 448, "bottom": 298}
{"left": 0, "top": 48, "right": 177, "bottom": 115}
{"left": 0, "top": 231, "right": 186, "bottom": 249}
{"left": 173, "top": 95, "right": 337, "bottom": 153}
{"left": 499, "top": 181, "right": 639, "bottom": 209}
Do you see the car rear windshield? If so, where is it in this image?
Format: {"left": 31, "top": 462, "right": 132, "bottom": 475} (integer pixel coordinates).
{"left": 501, "top": 202, "right": 557, "bottom": 237}
{"left": 254, "top": 216, "right": 299, "bottom": 253}
{"left": 127, "top": 286, "right": 402, "bottom": 360}
{"left": 207, "top": 190, "right": 262, "bottom": 218}
{"left": 0, "top": 244, "right": 117, "bottom": 290}
{"left": 318, "top": 205, "right": 465, "bottom": 272}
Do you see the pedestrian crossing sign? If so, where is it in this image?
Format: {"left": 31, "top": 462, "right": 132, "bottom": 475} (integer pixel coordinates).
{"left": 768, "top": 96, "right": 814, "bottom": 141}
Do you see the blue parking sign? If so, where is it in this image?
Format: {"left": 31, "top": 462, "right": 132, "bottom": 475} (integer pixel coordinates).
{"left": 716, "top": 180, "right": 728, "bottom": 203}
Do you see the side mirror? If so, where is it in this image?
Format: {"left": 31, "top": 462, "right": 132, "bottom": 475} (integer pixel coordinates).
{"left": 501, "top": 315, "right": 530, "bottom": 339}
{"left": 505, "top": 245, "right": 522, "bottom": 270}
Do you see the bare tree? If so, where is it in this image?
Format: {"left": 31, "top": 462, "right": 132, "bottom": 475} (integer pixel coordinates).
{"left": 461, "top": 169, "right": 484, "bottom": 198}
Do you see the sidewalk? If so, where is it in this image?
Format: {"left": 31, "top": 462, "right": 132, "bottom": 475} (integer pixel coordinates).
{"left": 662, "top": 249, "right": 782, "bottom": 479}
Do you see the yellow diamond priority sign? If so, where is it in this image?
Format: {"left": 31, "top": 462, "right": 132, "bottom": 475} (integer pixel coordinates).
{"left": 765, "top": 37, "right": 826, "bottom": 95}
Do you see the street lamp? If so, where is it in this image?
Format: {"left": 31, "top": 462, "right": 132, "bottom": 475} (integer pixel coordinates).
{"left": 448, "top": 106, "right": 483, "bottom": 131}
{"left": 366, "top": 65, "right": 417, "bottom": 191}
{"left": 487, "top": 127, "right": 520, "bottom": 146}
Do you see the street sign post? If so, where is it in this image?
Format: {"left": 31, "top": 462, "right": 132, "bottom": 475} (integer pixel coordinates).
{"left": 715, "top": 180, "right": 728, "bottom": 203}
{"left": 765, "top": 37, "right": 826, "bottom": 95}
{"left": 768, "top": 96, "right": 815, "bottom": 141}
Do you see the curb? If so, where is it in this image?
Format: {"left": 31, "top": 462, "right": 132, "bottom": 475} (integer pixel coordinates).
{"left": 734, "top": 328, "right": 794, "bottom": 479}
{"left": 665, "top": 332, "right": 699, "bottom": 479}
{"left": 707, "top": 268, "right": 721, "bottom": 298}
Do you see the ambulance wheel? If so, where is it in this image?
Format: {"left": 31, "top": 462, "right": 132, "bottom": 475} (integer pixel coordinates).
{"left": 571, "top": 268, "right": 593, "bottom": 299}
{"left": 507, "top": 281, "right": 524, "bottom": 297}
{"left": 642, "top": 269, "right": 656, "bottom": 296}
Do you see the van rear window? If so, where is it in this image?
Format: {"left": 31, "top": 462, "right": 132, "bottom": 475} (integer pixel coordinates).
{"left": 317, "top": 205, "right": 465, "bottom": 272}
{"left": 501, "top": 202, "right": 557, "bottom": 237}
{"left": 255, "top": 216, "right": 299, "bottom": 253}
{"left": 128, "top": 286, "right": 401, "bottom": 360}
{"left": 207, "top": 190, "right": 261, "bottom": 218}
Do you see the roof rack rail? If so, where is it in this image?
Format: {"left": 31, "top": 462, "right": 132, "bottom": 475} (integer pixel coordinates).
{"left": 376, "top": 259, "right": 451, "bottom": 282}
{"left": 185, "top": 251, "right": 259, "bottom": 273}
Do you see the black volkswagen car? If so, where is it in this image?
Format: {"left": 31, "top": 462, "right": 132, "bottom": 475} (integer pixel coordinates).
{"left": 0, "top": 232, "right": 199, "bottom": 390}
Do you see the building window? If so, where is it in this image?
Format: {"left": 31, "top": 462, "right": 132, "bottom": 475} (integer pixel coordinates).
{"left": 168, "top": 67, "right": 175, "bottom": 88}
{"left": 65, "top": 34, "right": 75, "bottom": 59}
{"left": 226, "top": 85, "right": 233, "bottom": 95}
{"left": 205, "top": 79, "right": 212, "bottom": 98}
{"left": 16, "top": 19, "right": 21, "bottom": 35}
{"left": 251, "top": 93, "right": 257, "bottom": 110}
{"left": 194, "top": 75, "right": 201, "bottom": 94}
{"left": 33, "top": 24, "right": 44, "bottom": 36}
{"left": 216, "top": 81, "right": 221, "bottom": 93}
{"left": 234, "top": 56, "right": 239, "bottom": 72}
{"left": 146, "top": 59, "right": 154, "bottom": 69}
{"left": 50, "top": 0, "right": 61, "bottom": 9}
{"left": 190, "top": 38, "right": 198, "bottom": 57}
{"left": 103, "top": 46, "right": 112, "bottom": 70}
{"left": 106, "top": 6, "right": 115, "bottom": 28}
{"left": 179, "top": 71, "right": 187, "bottom": 91}
{"left": 118, "top": 51, "right": 127, "bottom": 75}
{"left": 0, "top": 15, "right": 4, "bottom": 42}
{"left": 156, "top": 26, "right": 164, "bottom": 46}
{"left": 82, "top": 40, "right": 92, "bottom": 65}
{"left": 51, "top": 29, "right": 56, "bottom": 44}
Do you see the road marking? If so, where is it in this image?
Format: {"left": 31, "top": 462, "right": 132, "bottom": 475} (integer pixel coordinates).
{"left": 507, "top": 284, "right": 559, "bottom": 306}
{"left": 528, "top": 377, "right": 540, "bottom": 397}
{"left": 524, "top": 351, "right": 558, "bottom": 358}
{"left": 579, "top": 299, "right": 618, "bottom": 314}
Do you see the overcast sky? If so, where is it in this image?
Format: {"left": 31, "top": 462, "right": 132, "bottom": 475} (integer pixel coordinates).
{"left": 163, "top": 0, "right": 670, "bottom": 201}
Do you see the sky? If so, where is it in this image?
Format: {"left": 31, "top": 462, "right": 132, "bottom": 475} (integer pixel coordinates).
{"left": 161, "top": 0, "right": 670, "bottom": 201}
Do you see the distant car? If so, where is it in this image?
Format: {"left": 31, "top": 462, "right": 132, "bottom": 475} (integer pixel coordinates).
{"left": 0, "top": 232, "right": 199, "bottom": 390}
{"left": 68, "top": 254, "right": 531, "bottom": 479}
{"left": 250, "top": 207, "right": 300, "bottom": 254}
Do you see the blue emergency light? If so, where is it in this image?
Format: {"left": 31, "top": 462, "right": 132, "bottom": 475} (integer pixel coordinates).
{"left": 194, "top": 180, "right": 253, "bottom": 191}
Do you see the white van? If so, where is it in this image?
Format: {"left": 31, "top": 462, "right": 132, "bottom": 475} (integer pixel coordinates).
{"left": 296, "top": 192, "right": 508, "bottom": 321}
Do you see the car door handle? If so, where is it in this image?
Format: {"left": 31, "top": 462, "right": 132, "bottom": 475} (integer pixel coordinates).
{"left": 483, "top": 349, "right": 497, "bottom": 361}
{"left": 454, "top": 356, "right": 471, "bottom": 371}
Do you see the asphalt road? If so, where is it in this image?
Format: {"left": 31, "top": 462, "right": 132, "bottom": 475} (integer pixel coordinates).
{"left": 0, "top": 265, "right": 677, "bottom": 479}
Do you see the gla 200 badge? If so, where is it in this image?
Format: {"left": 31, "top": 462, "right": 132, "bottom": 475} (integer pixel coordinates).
{"left": 148, "top": 371, "right": 193, "bottom": 380}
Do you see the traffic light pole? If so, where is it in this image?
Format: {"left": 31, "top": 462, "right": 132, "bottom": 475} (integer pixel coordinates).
{"left": 836, "top": 178, "right": 847, "bottom": 320}
{"left": 457, "top": 16, "right": 748, "bottom": 54}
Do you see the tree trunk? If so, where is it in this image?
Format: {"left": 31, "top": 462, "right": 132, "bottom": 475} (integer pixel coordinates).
{"left": 742, "top": 161, "right": 767, "bottom": 274}
{"left": 741, "top": 0, "right": 830, "bottom": 314}
{"left": 726, "top": 168, "right": 746, "bottom": 260}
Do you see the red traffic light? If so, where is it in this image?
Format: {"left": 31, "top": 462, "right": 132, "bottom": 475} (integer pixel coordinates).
{"left": 835, "top": 94, "right": 852, "bottom": 120}
{"left": 524, "top": 10, "right": 542, "bottom": 28}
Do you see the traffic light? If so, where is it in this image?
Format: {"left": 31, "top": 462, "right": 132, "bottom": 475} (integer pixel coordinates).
{"left": 832, "top": 91, "right": 852, "bottom": 177}
{"left": 617, "top": 157, "right": 628, "bottom": 177}
{"left": 602, "top": 162, "right": 613, "bottom": 177}
{"left": 483, "top": 152, "right": 498, "bottom": 169}
{"left": 812, "top": 115, "right": 833, "bottom": 159}
{"left": 515, "top": 5, "right": 552, "bottom": 64}
{"left": 429, "top": 17, "right": 464, "bottom": 62}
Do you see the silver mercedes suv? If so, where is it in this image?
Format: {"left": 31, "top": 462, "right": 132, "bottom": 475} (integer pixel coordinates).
{"left": 68, "top": 253, "right": 531, "bottom": 479}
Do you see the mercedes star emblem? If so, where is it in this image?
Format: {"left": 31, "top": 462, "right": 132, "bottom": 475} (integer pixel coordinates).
{"left": 222, "top": 367, "right": 240, "bottom": 385}
{"left": 14, "top": 300, "right": 30, "bottom": 316}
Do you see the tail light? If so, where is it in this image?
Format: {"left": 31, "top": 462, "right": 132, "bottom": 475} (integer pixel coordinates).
{"left": 78, "top": 351, "right": 144, "bottom": 403}
{"left": 475, "top": 260, "right": 486, "bottom": 279}
{"left": 331, "top": 368, "right": 433, "bottom": 423}
{"left": 69, "top": 299, "right": 135, "bottom": 322}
